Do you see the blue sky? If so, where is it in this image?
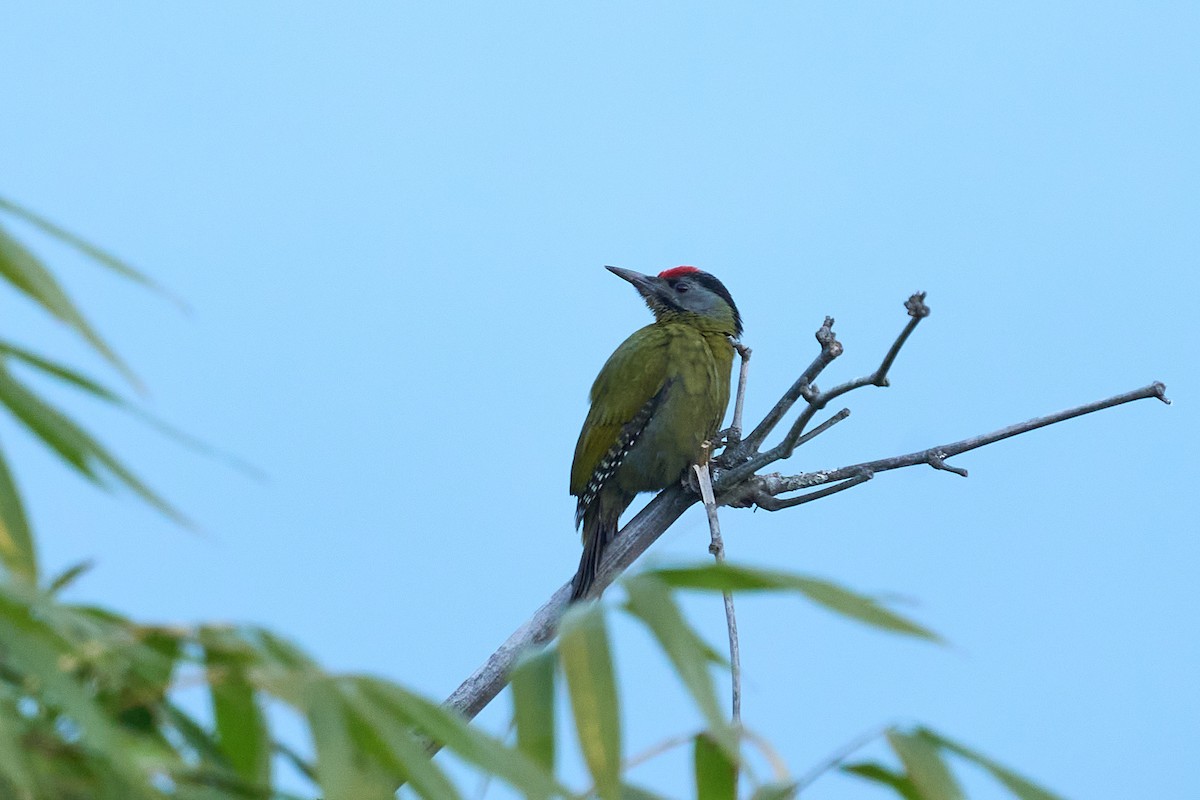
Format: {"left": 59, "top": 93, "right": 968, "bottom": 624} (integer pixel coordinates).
{"left": 2, "top": 3, "right": 1197, "bottom": 798}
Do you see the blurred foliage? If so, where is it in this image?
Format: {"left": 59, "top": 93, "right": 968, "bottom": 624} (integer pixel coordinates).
{"left": 0, "top": 197, "right": 1067, "bottom": 798}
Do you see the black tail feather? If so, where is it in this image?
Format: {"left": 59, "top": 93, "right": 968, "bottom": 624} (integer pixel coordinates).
{"left": 570, "top": 518, "right": 615, "bottom": 602}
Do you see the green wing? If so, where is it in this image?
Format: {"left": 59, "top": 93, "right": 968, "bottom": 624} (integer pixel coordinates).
{"left": 570, "top": 325, "right": 670, "bottom": 496}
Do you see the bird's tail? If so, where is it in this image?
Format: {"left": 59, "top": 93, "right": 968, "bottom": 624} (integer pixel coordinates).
{"left": 570, "top": 514, "right": 616, "bottom": 602}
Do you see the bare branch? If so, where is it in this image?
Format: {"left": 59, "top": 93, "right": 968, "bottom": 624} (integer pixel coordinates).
{"left": 746, "top": 382, "right": 1169, "bottom": 508}
{"left": 444, "top": 487, "right": 694, "bottom": 720}
{"left": 779, "top": 292, "right": 929, "bottom": 454}
{"left": 721, "top": 295, "right": 929, "bottom": 485}
{"left": 441, "top": 290, "right": 1168, "bottom": 725}
{"left": 749, "top": 471, "right": 874, "bottom": 511}
{"left": 739, "top": 316, "right": 841, "bottom": 453}
{"left": 826, "top": 291, "right": 929, "bottom": 401}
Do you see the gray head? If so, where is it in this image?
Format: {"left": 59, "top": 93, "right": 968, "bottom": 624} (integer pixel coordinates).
{"left": 606, "top": 265, "right": 742, "bottom": 337}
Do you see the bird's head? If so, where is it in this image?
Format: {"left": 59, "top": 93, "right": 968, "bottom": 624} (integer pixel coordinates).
{"left": 606, "top": 265, "right": 743, "bottom": 338}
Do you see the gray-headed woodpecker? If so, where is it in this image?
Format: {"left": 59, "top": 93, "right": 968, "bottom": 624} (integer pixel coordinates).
{"left": 570, "top": 266, "right": 742, "bottom": 600}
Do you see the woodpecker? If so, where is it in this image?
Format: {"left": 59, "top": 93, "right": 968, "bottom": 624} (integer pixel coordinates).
{"left": 569, "top": 266, "right": 742, "bottom": 601}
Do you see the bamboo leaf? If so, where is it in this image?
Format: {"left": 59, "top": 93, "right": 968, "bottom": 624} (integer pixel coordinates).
{"left": 651, "top": 563, "right": 940, "bottom": 642}
{"left": 47, "top": 560, "right": 94, "bottom": 594}
{"left": 623, "top": 574, "right": 735, "bottom": 755}
{"left": 0, "top": 339, "right": 261, "bottom": 479}
{"left": 0, "top": 695, "right": 35, "bottom": 799}
{"left": 335, "top": 680, "right": 462, "bottom": 800}
{"left": 305, "top": 678, "right": 397, "bottom": 800}
{"left": 694, "top": 732, "right": 737, "bottom": 800}
{"left": 749, "top": 782, "right": 800, "bottom": 800}
{"left": 163, "top": 702, "right": 228, "bottom": 765}
{"left": 888, "top": 730, "right": 963, "bottom": 800}
{"left": 361, "top": 677, "right": 564, "bottom": 799}
{"left": 0, "top": 196, "right": 180, "bottom": 305}
{"left": 919, "top": 728, "right": 1067, "bottom": 800}
{"left": 558, "top": 603, "right": 622, "bottom": 800}
{"left": 247, "top": 627, "right": 319, "bottom": 670}
{"left": 512, "top": 647, "right": 557, "bottom": 774}
{"left": 0, "top": 440, "right": 36, "bottom": 582}
{"left": 0, "top": 339, "right": 121, "bottom": 402}
{"left": 203, "top": 643, "right": 271, "bottom": 790}
{"left": 0, "top": 589, "right": 127, "bottom": 776}
{"left": 842, "top": 762, "right": 922, "bottom": 799}
{"left": 0, "top": 222, "right": 138, "bottom": 387}
{"left": 0, "top": 363, "right": 187, "bottom": 526}
{"left": 621, "top": 784, "right": 673, "bottom": 800}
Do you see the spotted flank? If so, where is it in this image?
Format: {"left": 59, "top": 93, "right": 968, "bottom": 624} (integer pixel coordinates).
{"left": 575, "top": 393, "right": 661, "bottom": 527}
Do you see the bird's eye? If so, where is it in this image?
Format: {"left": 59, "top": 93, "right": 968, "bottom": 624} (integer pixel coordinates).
{"left": 675, "top": 282, "right": 689, "bottom": 293}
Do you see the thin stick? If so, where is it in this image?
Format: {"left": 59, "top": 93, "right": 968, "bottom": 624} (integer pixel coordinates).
{"left": 740, "top": 727, "right": 792, "bottom": 783}
{"left": 793, "top": 724, "right": 891, "bottom": 793}
{"left": 694, "top": 460, "right": 741, "bottom": 723}
{"left": 730, "top": 342, "right": 752, "bottom": 439}
{"left": 623, "top": 730, "right": 699, "bottom": 773}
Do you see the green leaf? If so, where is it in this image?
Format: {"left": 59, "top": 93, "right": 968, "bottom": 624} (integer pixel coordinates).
{"left": 621, "top": 784, "right": 673, "bottom": 800}
{"left": 919, "top": 728, "right": 1067, "bottom": 800}
{"left": 651, "top": 563, "right": 940, "bottom": 642}
{"left": 163, "top": 702, "right": 228, "bottom": 765}
{"left": 512, "top": 647, "right": 557, "bottom": 773}
{"left": 0, "top": 339, "right": 262, "bottom": 480}
{"left": 842, "top": 762, "right": 922, "bottom": 800}
{"left": 0, "top": 222, "right": 138, "bottom": 387}
{"left": 203, "top": 643, "right": 271, "bottom": 790}
{"left": 694, "top": 732, "right": 737, "bottom": 800}
{"left": 0, "top": 363, "right": 187, "bottom": 526}
{"left": 0, "top": 589, "right": 142, "bottom": 789}
{"left": 623, "top": 574, "right": 735, "bottom": 756}
{"left": 558, "top": 603, "right": 622, "bottom": 800}
{"left": 46, "top": 560, "right": 94, "bottom": 594}
{"left": 247, "top": 627, "right": 319, "bottom": 670}
{"left": 0, "top": 694, "right": 35, "bottom": 798}
{"left": 0, "top": 339, "right": 121, "bottom": 401}
{"left": 359, "top": 677, "right": 564, "bottom": 799}
{"left": 0, "top": 339, "right": 262, "bottom": 479}
{"left": 274, "top": 739, "right": 318, "bottom": 783}
{"left": 888, "top": 730, "right": 963, "bottom": 800}
{"left": 335, "top": 680, "right": 462, "bottom": 800}
{"left": 305, "top": 677, "right": 404, "bottom": 800}
{"left": 0, "top": 440, "right": 36, "bottom": 582}
{"left": 0, "top": 196, "right": 177, "bottom": 302}
{"left": 749, "top": 782, "right": 800, "bottom": 800}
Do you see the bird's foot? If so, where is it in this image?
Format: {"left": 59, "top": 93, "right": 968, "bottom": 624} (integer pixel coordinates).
{"left": 713, "top": 427, "right": 741, "bottom": 449}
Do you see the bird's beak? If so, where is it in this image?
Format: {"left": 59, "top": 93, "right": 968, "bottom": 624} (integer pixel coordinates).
{"left": 605, "top": 266, "right": 672, "bottom": 305}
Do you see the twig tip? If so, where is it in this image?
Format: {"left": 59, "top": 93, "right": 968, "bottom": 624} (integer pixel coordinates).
{"left": 811, "top": 316, "right": 840, "bottom": 347}
{"left": 927, "top": 451, "right": 968, "bottom": 478}
{"left": 1152, "top": 381, "right": 1171, "bottom": 405}
{"left": 905, "top": 292, "right": 930, "bottom": 318}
